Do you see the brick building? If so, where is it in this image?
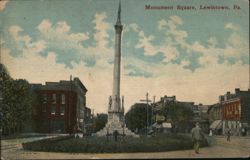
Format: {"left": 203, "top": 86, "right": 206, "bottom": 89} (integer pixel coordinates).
{"left": 31, "top": 77, "right": 91, "bottom": 133}
{"left": 220, "top": 88, "right": 250, "bottom": 136}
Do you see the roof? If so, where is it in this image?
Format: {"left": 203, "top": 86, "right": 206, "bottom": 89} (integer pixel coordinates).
{"left": 30, "top": 77, "right": 87, "bottom": 93}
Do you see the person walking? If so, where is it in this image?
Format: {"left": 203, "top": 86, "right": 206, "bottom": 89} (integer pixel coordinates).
{"left": 209, "top": 129, "right": 213, "bottom": 137}
{"left": 191, "top": 122, "right": 204, "bottom": 154}
{"left": 227, "top": 129, "right": 231, "bottom": 141}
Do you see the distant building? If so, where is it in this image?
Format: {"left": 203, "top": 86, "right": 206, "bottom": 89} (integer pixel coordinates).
{"left": 207, "top": 103, "right": 223, "bottom": 124}
{"left": 31, "top": 77, "right": 91, "bottom": 134}
{"left": 154, "top": 95, "right": 195, "bottom": 111}
{"left": 154, "top": 95, "right": 197, "bottom": 133}
{"left": 220, "top": 88, "right": 250, "bottom": 136}
{"left": 207, "top": 103, "right": 223, "bottom": 134}
{"left": 195, "top": 104, "right": 210, "bottom": 133}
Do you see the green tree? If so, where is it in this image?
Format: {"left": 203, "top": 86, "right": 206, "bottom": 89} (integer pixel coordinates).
{"left": 125, "top": 103, "right": 152, "bottom": 132}
{"left": 93, "top": 113, "right": 108, "bottom": 132}
{"left": 166, "top": 104, "right": 193, "bottom": 124}
{"left": 1, "top": 78, "right": 33, "bottom": 135}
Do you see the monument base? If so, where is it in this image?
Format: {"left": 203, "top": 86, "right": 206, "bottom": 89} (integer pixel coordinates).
{"left": 95, "top": 112, "right": 139, "bottom": 138}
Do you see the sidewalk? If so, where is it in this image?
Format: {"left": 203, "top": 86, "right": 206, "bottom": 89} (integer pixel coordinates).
{"left": 214, "top": 135, "right": 250, "bottom": 139}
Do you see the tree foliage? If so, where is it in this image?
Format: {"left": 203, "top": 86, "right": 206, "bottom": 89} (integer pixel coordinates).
{"left": 125, "top": 103, "right": 152, "bottom": 132}
{"left": 93, "top": 113, "right": 108, "bottom": 132}
{"left": 167, "top": 103, "right": 193, "bottom": 125}
{"left": 1, "top": 78, "right": 34, "bottom": 135}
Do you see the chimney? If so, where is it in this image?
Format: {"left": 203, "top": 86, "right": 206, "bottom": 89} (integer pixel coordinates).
{"left": 161, "top": 97, "right": 163, "bottom": 101}
{"left": 235, "top": 88, "right": 240, "bottom": 94}
{"left": 219, "top": 95, "right": 224, "bottom": 102}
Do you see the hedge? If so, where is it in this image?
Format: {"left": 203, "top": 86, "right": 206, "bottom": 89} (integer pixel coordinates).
{"left": 22, "top": 133, "right": 208, "bottom": 153}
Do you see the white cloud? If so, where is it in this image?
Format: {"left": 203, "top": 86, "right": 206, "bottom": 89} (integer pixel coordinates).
{"left": 158, "top": 44, "right": 179, "bottom": 63}
{"left": 192, "top": 41, "right": 206, "bottom": 53}
{"left": 37, "top": 19, "right": 51, "bottom": 31}
{"left": 37, "top": 19, "right": 89, "bottom": 48}
{"left": 37, "top": 19, "right": 112, "bottom": 68}
{"left": 2, "top": 47, "right": 113, "bottom": 114}
{"left": 207, "top": 37, "right": 218, "bottom": 48}
{"left": 170, "top": 15, "right": 183, "bottom": 25}
{"left": 9, "top": 26, "right": 31, "bottom": 46}
{"left": 158, "top": 20, "right": 168, "bottom": 30}
{"left": 2, "top": 13, "right": 249, "bottom": 115}
{"left": 8, "top": 25, "right": 46, "bottom": 55}
{"left": 225, "top": 23, "right": 239, "bottom": 31}
{"left": 135, "top": 31, "right": 157, "bottom": 56}
{"left": 0, "top": 0, "right": 9, "bottom": 11}
{"left": 124, "top": 23, "right": 139, "bottom": 33}
{"left": 7, "top": 17, "right": 114, "bottom": 69}
{"left": 157, "top": 15, "right": 190, "bottom": 52}
{"left": 30, "top": 40, "right": 46, "bottom": 53}
{"left": 93, "top": 12, "right": 111, "bottom": 49}
{"left": 122, "top": 53, "right": 248, "bottom": 110}
{"left": 3, "top": 26, "right": 249, "bottom": 114}
{"left": 159, "top": 18, "right": 248, "bottom": 68}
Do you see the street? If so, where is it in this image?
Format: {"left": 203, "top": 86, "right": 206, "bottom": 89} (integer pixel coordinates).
{"left": 1, "top": 135, "right": 250, "bottom": 159}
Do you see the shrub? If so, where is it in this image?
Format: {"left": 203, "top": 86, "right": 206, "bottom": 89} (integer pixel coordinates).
{"left": 22, "top": 133, "right": 208, "bottom": 153}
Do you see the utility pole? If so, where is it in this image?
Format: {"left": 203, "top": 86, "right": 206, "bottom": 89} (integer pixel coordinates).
{"left": 152, "top": 96, "right": 156, "bottom": 125}
{"left": 69, "top": 75, "right": 72, "bottom": 135}
{"left": 0, "top": 32, "right": 2, "bottom": 63}
{"left": 140, "top": 92, "right": 152, "bottom": 136}
{"left": 92, "top": 109, "right": 94, "bottom": 133}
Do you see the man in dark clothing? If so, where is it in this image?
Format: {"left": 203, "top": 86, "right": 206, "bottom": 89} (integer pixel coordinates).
{"left": 227, "top": 129, "right": 231, "bottom": 141}
{"left": 191, "top": 122, "right": 204, "bottom": 154}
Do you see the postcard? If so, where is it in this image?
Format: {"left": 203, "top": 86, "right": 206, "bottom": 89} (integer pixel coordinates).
{"left": 1, "top": 0, "right": 249, "bottom": 159}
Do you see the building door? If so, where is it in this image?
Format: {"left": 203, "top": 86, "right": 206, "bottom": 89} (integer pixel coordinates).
{"left": 50, "top": 119, "right": 65, "bottom": 133}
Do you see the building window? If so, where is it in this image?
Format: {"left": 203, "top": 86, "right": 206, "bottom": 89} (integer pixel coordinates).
{"left": 51, "top": 105, "right": 56, "bottom": 115}
{"left": 43, "top": 94, "right": 47, "bottom": 104}
{"left": 60, "top": 106, "right": 65, "bottom": 115}
{"left": 52, "top": 94, "right": 56, "bottom": 104}
{"left": 61, "top": 94, "right": 65, "bottom": 104}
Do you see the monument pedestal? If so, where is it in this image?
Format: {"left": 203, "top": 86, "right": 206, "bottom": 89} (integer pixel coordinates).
{"left": 96, "top": 112, "right": 138, "bottom": 137}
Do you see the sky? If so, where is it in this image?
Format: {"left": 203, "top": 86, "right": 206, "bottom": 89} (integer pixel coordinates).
{"left": 0, "top": 0, "right": 249, "bottom": 114}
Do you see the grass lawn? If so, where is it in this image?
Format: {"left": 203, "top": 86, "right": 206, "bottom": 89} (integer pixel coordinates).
{"left": 22, "top": 133, "right": 208, "bottom": 153}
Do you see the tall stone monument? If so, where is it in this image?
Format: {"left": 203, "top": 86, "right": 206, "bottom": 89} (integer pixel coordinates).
{"left": 96, "top": 2, "right": 138, "bottom": 137}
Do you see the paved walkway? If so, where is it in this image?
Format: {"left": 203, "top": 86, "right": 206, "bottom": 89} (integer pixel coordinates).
{"left": 1, "top": 135, "right": 250, "bottom": 159}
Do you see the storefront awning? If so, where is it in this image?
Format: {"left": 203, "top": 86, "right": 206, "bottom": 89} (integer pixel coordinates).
{"left": 210, "top": 120, "right": 222, "bottom": 130}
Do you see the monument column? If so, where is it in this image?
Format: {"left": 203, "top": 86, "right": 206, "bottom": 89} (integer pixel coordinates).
{"left": 111, "top": 2, "right": 123, "bottom": 112}
{"left": 95, "top": 2, "right": 138, "bottom": 137}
